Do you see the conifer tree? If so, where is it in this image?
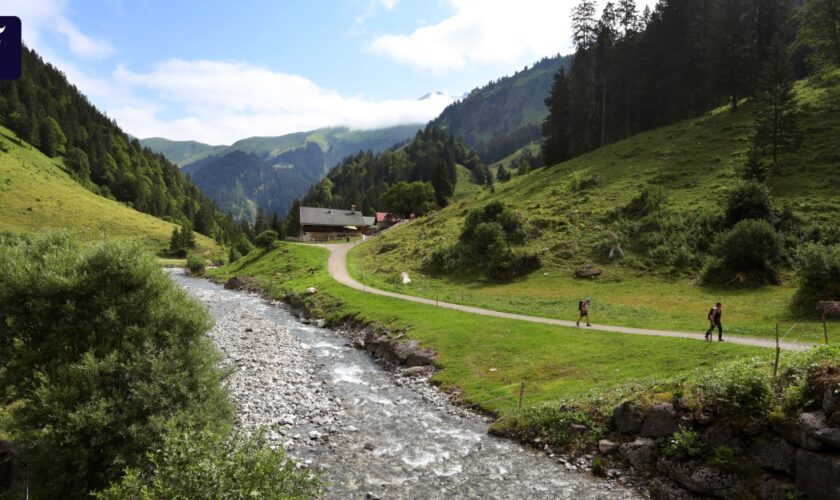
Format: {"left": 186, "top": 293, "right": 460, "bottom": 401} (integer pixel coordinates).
{"left": 797, "top": 0, "right": 840, "bottom": 69}
{"left": 542, "top": 68, "right": 572, "bottom": 166}
{"left": 753, "top": 36, "right": 800, "bottom": 167}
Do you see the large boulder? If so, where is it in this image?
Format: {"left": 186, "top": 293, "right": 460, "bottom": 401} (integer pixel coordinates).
{"left": 648, "top": 478, "right": 706, "bottom": 500}
{"left": 620, "top": 437, "right": 658, "bottom": 469}
{"left": 795, "top": 448, "right": 840, "bottom": 500}
{"left": 798, "top": 411, "right": 840, "bottom": 450}
{"left": 224, "top": 276, "right": 249, "bottom": 290}
{"left": 641, "top": 403, "right": 678, "bottom": 438}
{"left": 614, "top": 402, "right": 644, "bottom": 434}
{"left": 749, "top": 436, "right": 796, "bottom": 475}
{"left": 657, "top": 459, "right": 743, "bottom": 498}
{"left": 575, "top": 265, "right": 602, "bottom": 279}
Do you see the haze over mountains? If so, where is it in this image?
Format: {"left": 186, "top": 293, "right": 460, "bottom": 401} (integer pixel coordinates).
{"left": 141, "top": 54, "right": 571, "bottom": 221}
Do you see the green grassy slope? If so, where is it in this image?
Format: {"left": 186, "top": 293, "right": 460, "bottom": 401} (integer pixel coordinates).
{"left": 211, "top": 243, "right": 765, "bottom": 414}
{"left": 0, "top": 126, "right": 221, "bottom": 255}
{"left": 139, "top": 137, "right": 227, "bottom": 166}
{"left": 351, "top": 79, "right": 840, "bottom": 343}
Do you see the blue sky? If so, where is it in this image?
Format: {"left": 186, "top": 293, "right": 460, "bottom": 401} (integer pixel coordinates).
{"left": 3, "top": 0, "right": 656, "bottom": 144}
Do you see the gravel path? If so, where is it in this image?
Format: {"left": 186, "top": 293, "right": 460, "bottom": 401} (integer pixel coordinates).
{"left": 320, "top": 241, "right": 814, "bottom": 352}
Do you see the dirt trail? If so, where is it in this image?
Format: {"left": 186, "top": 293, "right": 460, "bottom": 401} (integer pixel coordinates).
{"left": 320, "top": 242, "right": 814, "bottom": 352}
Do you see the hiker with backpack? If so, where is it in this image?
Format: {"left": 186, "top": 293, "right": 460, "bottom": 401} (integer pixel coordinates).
{"left": 577, "top": 298, "right": 591, "bottom": 327}
{"left": 705, "top": 302, "right": 724, "bottom": 342}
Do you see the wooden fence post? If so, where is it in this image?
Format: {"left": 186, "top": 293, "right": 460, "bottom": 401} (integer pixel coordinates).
{"left": 773, "top": 322, "right": 780, "bottom": 378}
{"left": 824, "top": 315, "right": 830, "bottom": 345}
{"left": 518, "top": 382, "right": 525, "bottom": 409}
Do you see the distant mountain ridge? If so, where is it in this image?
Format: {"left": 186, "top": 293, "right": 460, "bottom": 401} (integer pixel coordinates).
{"left": 429, "top": 54, "right": 572, "bottom": 163}
{"left": 148, "top": 125, "right": 422, "bottom": 221}
{"left": 138, "top": 138, "right": 227, "bottom": 166}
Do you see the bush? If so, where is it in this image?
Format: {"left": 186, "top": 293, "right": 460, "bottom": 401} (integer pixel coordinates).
{"left": 662, "top": 427, "right": 706, "bottom": 460}
{"left": 703, "top": 219, "right": 783, "bottom": 285}
{"left": 0, "top": 232, "right": 230, "bottom": 497}
{"left": 689, "top": 358, "right": 774, "bottom": 421}
{"left": 724, "top": 181, "right": 773, "bottom": 227}
{"left": 792, "top": 243, "right": 840, "bottom": 314}
{"left": 518, "top": 406, "right": 604, "bottom": 449}
{"left": 235, "top": 235, "right": 255, "bottom": 256}
{"left": 624, "top": 185, "right": 667, "bottom": 218}
{"left": 255, "top": 229, "right": 278, "bottom": 249}
{"left": 186, "top": 254, "right": 206, "bottom": 275}
{"left": 97, "top": 426, "right": 318, "bottom": 500}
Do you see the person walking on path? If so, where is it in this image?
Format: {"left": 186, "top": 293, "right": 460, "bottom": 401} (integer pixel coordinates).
{"left": 577, "top": 298, "right": 592, "bottom": 327}
{"left": 705, "top": 302, "right": 724, "bottom": 342}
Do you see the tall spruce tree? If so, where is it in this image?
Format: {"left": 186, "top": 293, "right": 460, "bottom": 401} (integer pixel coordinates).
{"left": 753, "top": 35, "right": 800, "bottom": 167}
{"left": 542, "top": 68, "right": 572, "bottom": 165}
{"left": 572, "top": 0, "right": 599, "bottom": 50}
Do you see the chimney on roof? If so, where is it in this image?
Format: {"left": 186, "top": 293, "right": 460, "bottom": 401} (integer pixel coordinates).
{"left": 351, "top": 204, "right": 356, "bottom": 213}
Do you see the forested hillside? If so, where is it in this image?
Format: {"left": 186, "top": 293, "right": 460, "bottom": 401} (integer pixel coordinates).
{"left": 301, "top": 127, "right": 483, "bottom": 215}
{"left": 541, "top": 0, "right": 815, "bottom": 165}
{"left": 156, "top": 125, "right": 421, "bottom": 222}
{"left": 0, "top": 47, "right": 235, "bottom": 241}
{"left": 429, "top": 54, "right": 572, "bottom": 163}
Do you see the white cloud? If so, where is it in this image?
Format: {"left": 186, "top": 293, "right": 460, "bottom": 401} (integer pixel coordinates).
{"left": 107, "top": 59, "right": 453, "bottom": 144}
{"left": 1, "top": 0, "right": 115, "bottom": 58}
{"left": 369, "top": 0, "right": 656, "bottom": 72}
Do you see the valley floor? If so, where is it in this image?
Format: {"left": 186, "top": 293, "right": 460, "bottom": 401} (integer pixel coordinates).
{"left": 211, "top": 243, "right": 770, "bottom": 415}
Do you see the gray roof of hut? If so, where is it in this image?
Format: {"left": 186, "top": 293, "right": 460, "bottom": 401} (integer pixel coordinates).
{"left": 299, "top": 206, "right": 369, "bottom": 227}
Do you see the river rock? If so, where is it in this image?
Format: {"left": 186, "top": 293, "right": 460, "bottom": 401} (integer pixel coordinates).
{"left": 621, "top": 437, "right": 657, "bottom": 469}
{"left": 798, "top": 411, "right": 840, "bottom": 450}
{"left": 598, "top": 439, "right": 619, "bottom": 454}
{"left": 641, "top": 403, "right": 677, "bottom": 438}
{"left": 614, "top": 402, "right": 644, "bottom": 434}
{"left": 749, "top": 436, "right": 796, "bottom": 475}
{"left": 402, "top": 366, "right": 433, "bottom": 377}
{"left": 305, "top": 287, "right": 318, "bottom": 295}
{"left": 795, "top": 448, "right": 840, "bottom": 500}
{"left": 657, "top": 459, "right": 742, "bottom": 498}
{"left": 823, "top": 384, "right": 840, "bottom": 424}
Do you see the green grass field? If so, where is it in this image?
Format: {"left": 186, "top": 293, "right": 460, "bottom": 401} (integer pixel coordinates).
{"left": 350, "top": 79, "right": 840, "bottom": 344}
{"left": 0, "top": 125, "right": 221, "bottom": 256}
{"left": 211, "top": 243, "right": 768, "bottom": 415}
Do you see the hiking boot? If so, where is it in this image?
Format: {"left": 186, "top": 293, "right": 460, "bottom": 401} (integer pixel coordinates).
{"left": 718, "top": 338, "right": 724, "bottom": 342}
{"left": 587, "top": 323, "right": 591, "bottom": 327}
{"left": 576, "top": 321, "right": 580, "bottom": 327}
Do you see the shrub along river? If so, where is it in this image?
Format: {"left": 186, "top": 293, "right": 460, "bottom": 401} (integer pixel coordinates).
{"left": 171, "top": 270, "right": 639, "bottom": 499}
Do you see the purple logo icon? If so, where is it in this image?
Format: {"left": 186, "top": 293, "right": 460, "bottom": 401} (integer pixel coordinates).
{"left": 0, "top": 16, "right": 21, "bottom": 80}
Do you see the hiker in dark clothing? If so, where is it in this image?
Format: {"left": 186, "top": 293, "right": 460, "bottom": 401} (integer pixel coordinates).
{"left": 705, "top": 302, "right": 724, "bottom": 341}
{"left": 577, "top": 298, "right": 591, "bottom": 327}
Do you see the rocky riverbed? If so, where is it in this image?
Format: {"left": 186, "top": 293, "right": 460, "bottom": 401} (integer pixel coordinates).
{"left": 173, "top": 271, "right": 641, "bottom": 499}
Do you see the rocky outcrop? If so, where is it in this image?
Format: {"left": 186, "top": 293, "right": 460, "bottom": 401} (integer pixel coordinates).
{"left": 795, "top": 448, "right": 840, "bottom": 500}
{"left": 640, "top": 403, "right": 677, "bottom": 438}
{"left": 749, "top": 436, "right": 796, "bottom": 475}
{"left": 224, "top": 275, "right": 260, "bottom": 292}
{"left": 620, "top": 437, "right": 657, "bottom": 469}
{"left": 799, "top": 411, "right": 840, "bottom": 449}
{"left": 367, "top": 335, "right": 436, "bottom": 368}
{"left": 614, "top": 402, "right": 644, "bottom": 435}
{"left": 817, "top": 301, "right": 840, "bottom": 318}
{"left": 657, "top": 459, "right": 742, "bottom": 498}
